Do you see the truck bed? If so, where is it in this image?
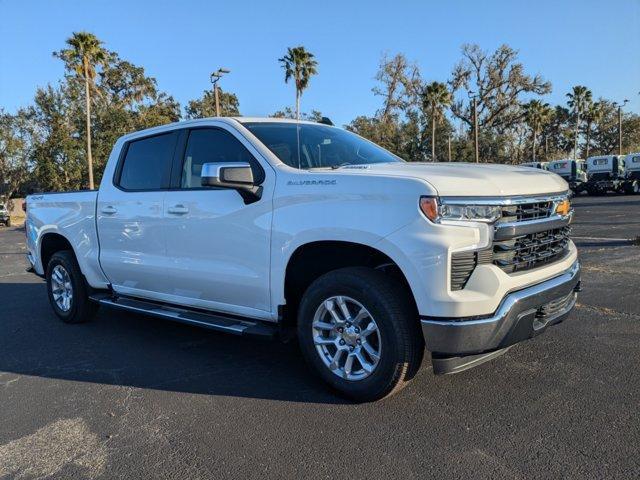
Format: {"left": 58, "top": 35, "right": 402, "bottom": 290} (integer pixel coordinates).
{"left": 26, "top": 190, "right": 109, "bottom": 288}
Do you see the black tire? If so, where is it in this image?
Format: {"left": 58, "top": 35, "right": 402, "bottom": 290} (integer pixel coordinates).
{"left": 297, "top": 267, "right": 424, "bottom": 402}
{"left": 46, "top": 250, "right": 98, "bottom": 324}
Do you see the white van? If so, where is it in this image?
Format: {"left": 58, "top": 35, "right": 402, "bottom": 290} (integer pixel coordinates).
{"left": 548, "top": 159, "right": 587, "bottom": 194}
{"left": 585, "top": 155, "right": 625, "bottom": 195}
{"left": 623, "top": 153, "right": 640, "bottom": 194}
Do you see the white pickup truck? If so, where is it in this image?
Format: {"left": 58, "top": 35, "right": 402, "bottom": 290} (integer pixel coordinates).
{"left": 25, "top": 118, "right": 580, "bottom": 401}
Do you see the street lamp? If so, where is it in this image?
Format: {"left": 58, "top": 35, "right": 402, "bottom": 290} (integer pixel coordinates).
{"left": 210, "top": 68, "right": 231, "bottom": 117}
{"left": 468, "top": 91, "right": 479, "bottom": 163}
{"left": 613, "top": 99, "right": 629, "bottom": 155}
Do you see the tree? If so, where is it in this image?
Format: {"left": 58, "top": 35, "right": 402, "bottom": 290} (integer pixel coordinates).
{"left": 450, "top": 44, "right": 552, "bottom": 133}
{"left": 27, "top": 45, "right": 180, "bottom": 192}
{"left": 186, "top": 88, "right": 240, "bottom": 118}
{"left": 373, "top": 53, "right": 420, "bottom": 121}
{"left": 523, "top": 100, "right": 552, "bottom": 161}
{"left": 0, "top": 109, "right": 32, "bottom": 202}
{"left": 54, "top": 32, "right": 107, "bottom": 189}
{"left": 278, "top": 46, "right": 318, "bottom": 120}
{"left": 422, "top": 82, "right": 452, "bottom": 161}
{"left": 583, "top": 100, "right": 604, "bottom": 158}
{"left": 542, "top": 106, "right": 573, "bottom": 159}
{"left": 346, "top": 54, "right": 426, "bottom": 161}
{"left": 270, "top": 107, "right": 323, "bottom": 122}
{"left": 566, "top": 85, "right": 592, "bottom": 159}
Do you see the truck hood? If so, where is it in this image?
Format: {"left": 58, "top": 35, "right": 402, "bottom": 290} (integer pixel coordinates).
{"left": 340, "top": 162, "right": 568, "bottom": 197}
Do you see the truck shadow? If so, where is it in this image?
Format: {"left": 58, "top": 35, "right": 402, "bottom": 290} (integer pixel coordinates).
{"left": 0, "top": 281, "right": 350, "bottom": 404}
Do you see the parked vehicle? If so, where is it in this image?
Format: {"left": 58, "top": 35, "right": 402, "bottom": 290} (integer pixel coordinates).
{"left": 520, "top": 161, "right": 549, "bottom": 170}
{"left": 0, "top": 203, "right": 11, "bottom": 227}
{"left": 548, "top": 159, "right": 587, "bottom": 194}
{"left": 25, "top": 118, "right": 580, "bottom": 401}
{"left": 623, "top": 153, "right": 640, "bottom": 194}
{"left": 585, "top": 155, "right": 625, "bottom": 195}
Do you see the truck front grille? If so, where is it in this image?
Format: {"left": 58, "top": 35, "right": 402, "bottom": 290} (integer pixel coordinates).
{"left": 449, "top": 197, "right": 572, "bottom": 290}
{"left": 492, "top": 226, "right": 571, "bottom": 273}
{"left": 499, "top": 201, "right": 553, "bottom": 222}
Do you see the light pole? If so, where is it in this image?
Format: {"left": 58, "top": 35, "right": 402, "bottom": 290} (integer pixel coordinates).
{"left": 210, "top": 68, "right": 231, "bottom": 117}
{"left": 613, "top": 99, "right": 629, "bottom": 155}
{"left": 448, "top": 133, "right": 452, "bottom": 162}
{"left": 469, "top": 91, "right": 479, "bottom": 163}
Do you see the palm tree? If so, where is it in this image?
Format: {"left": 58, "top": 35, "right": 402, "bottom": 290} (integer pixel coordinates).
{"left": 566, "top": 86, "right": 592, "bottom": 160}
{"left": 583, "top": 101, "right": 604, "bottom": 158}
{"left": 54, "top": 32, "right": 107, "bottom": 189}
{"left": 523, "top": 100, "right": 552, "bottom": 161}
{"left": 422, "top": 82, "right": 452, "bottom": 161}
{"left": 278, "top": 46, "right": 318, "bottom": 120}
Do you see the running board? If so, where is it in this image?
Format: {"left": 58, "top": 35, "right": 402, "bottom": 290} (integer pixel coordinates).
{"left": 90, "top": 294, "right": 276, "bottom": 339}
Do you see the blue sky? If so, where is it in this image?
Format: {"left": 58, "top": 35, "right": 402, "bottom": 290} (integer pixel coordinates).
{"left": 1, "top": 0, "right": 639, "bottom": 127}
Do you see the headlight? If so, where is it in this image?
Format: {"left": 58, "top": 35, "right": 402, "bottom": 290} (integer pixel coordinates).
{"left": 420, "top": 197, "right": 502, "bottom": 223}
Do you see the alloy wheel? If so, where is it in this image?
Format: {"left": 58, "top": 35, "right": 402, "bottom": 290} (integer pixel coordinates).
{"left": 311, "top": 295, "right": 382, "bottom": 381}
{"left": 51, "top": 265, "right": 73, "bottom": 312}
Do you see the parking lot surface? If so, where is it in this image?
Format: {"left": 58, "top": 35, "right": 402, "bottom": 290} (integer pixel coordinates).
{"left": 1, "top": 195, "right": 639, "bottom": 479}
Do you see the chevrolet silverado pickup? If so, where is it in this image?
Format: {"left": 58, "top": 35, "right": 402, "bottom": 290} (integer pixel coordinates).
{"left": 25, "top": 118, "right": 581, "bottom": 402}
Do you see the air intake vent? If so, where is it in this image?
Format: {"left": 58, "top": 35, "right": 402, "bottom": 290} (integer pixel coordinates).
{"left": 450, "top": 249, "right": 493, "bottom": 291}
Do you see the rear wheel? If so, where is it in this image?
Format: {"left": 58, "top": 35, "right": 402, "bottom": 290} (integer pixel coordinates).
{"left": 46, "top": 251, "right": 98, "bottom": 324}
{"left": 297, "top": 267, "right": 424, "bottom": 402}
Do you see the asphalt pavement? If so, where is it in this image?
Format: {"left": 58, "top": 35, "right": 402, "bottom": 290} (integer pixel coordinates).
{"left": 0, "top": 194, "right": 638, "bottom": 479}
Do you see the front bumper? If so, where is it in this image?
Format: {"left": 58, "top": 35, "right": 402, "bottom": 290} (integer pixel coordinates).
{"left": 421, "top": 260, "right": 580, "bottom": 367}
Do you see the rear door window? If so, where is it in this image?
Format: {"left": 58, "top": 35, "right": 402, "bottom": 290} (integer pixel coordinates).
{"left": 118, "top": 132, "right": 178, "bottom": 190}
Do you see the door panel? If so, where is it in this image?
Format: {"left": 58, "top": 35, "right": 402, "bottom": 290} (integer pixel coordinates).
{"left": 163, "top": 126, "right": 273, "bottom": 318}
{"left": 97, "top": 131, "right": 177, "bottom": 298}
{"left": 97, "top": 192, "right": 168, "bottom": 295}
{"left": 164, "top": 189, "right": 272, "bottom": 315}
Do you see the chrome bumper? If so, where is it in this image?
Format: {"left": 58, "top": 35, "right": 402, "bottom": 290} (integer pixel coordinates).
{"left": 421, "top": 260, "right": 581, "bottom": 356}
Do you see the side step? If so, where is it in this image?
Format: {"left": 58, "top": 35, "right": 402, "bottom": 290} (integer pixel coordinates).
{"left": 90, "top": 293, "right": 277, "bottom": 339}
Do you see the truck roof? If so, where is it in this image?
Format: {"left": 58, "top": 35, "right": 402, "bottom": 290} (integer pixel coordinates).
{"left": 117, "top": 117, "right": 330, "bottom": 143}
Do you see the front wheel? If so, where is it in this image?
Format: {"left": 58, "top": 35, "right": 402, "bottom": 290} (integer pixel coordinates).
{"left": 297, "top": 267, "right": 424, "bottom": 402}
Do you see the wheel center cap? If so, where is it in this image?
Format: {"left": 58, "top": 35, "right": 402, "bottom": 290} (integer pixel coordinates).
{"left": 341, "top": 326, "right": 359, "bottom": 345}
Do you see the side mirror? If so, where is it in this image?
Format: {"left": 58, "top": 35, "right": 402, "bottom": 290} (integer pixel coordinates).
{"left": 201, "top": 162, "right": 262, "bottom": 203}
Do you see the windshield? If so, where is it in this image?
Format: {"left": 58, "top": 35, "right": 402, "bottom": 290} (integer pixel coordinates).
{"left": 243, "top": 122, "right": 402, "bottom": 169}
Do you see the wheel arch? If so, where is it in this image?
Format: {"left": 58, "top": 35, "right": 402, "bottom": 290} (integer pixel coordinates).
{"left": 40, "top": 232, "right": 76, "bottom": 273}
{"left": 281, "top": 240, "right": 418, "bottom": 325}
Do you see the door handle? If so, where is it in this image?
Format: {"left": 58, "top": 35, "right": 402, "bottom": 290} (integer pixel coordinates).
{"left": 167, "top": 204, "right": 189, "bottom": 215}
{"left": 101, "top": 205, "right": 117, "bottom": 215}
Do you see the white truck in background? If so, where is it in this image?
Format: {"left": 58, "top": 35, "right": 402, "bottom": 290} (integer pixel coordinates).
{"left": 25, "top": 118, "right": 580, "bottom": 401}
{"left": 520, "top": 161, "right": 549, "bottom": 170}
{"left": 585, "top": 155, "right": 626, "bottom": 195}
{"left": 622, "top": 153, "right": 640, "bottom": 194}
{"left": 548, "top": 159, "right": 587, "bottom": 195}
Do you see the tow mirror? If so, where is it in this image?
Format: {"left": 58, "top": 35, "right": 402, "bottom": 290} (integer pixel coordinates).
{"left": 201, "top": 162, "right": 262, "bottom": 203}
